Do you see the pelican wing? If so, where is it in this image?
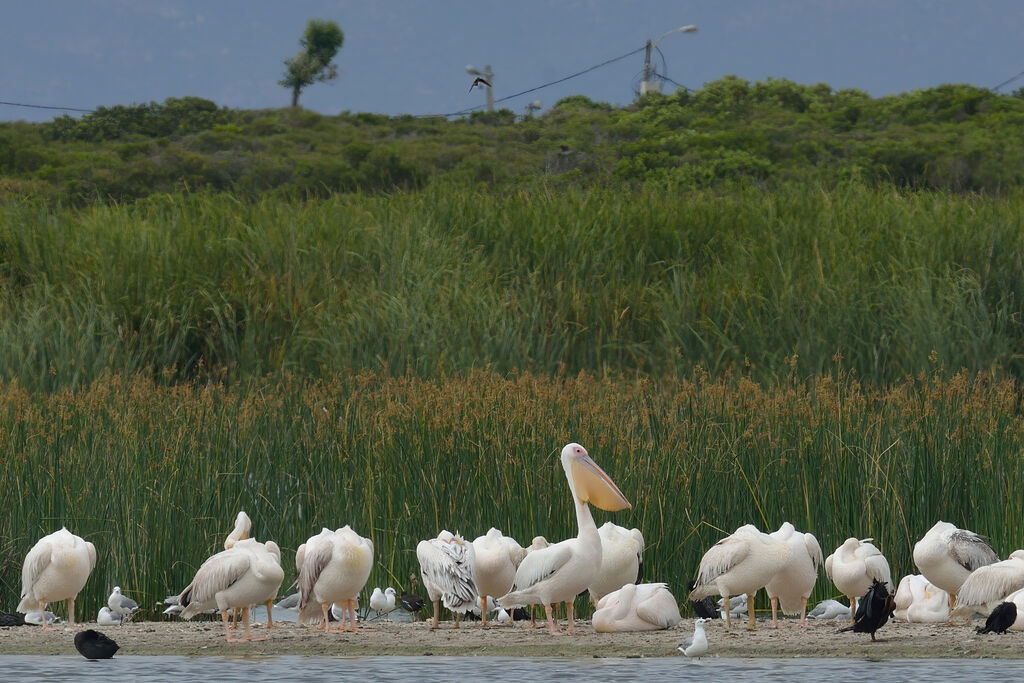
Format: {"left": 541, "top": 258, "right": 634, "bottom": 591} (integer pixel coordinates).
{"left": 20, "top": 540, "right": 52, "bottom": 598}
{"left": 863, "top": 554, "right": 892, "bottom": 588}
{"left": 955, "top": 560, "right": 1024, "bottom": 609}
{"left": 508, "top": 542, "right": 574, "bottom": 593}
{"left": 181, "top": 549, "right": 252, "bottom": 610}
{"left": 804, "top": 533, "right": 824, "bottom": 572}
{"left": 636, "top": 588, "right": 680, "bottom": 629}
{"left": 297, "top": 540, "right": 334, "bottom": 609}
{"left": 85, "top": 541, "right": 97, "bottom": 571}
{"left": 824, "top": 553, "right": 834, "bottom": 582}
{"left": 419, "top": 540, "right": 476, "bottom": 610}
{"left": 948, "top": 530, "right": 999, "bottom": 571}
{"left": 695, "top": 536, "right": 750, "bottom": 587}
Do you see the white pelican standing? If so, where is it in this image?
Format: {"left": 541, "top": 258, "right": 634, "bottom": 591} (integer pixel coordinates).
{"left": 177, "top": 538, "right": 284, "bottom": 642}
{"left": 951, "top": 550, "right": 1024, "bottom": 619}
{"left": 592, "top": 582, "right": 681, "bottom": 632}
{"left": 224, "top": 511, "right": 252, "bottom": 549}
{"left": 687, "top": 524, "right": 793, "bottom": 630}
{"left": 298, "top": 526, "right": 374, "bottom": 632}
{"left": 471, "top": 528, "right": 526, "bottom": 626}
{"left": 764, "top": 522, "right": 823, "bottom": 627}
{"left": 824, "top": 537, "right": 893, "bottom": 624}
{"left": 588, "top": 522, "right": 645, "bottom": 603}
{"left": 417, "top": 530, "right": 478, "bottom": 628}
{"left": 17, "top": 528, "right": 97, "bottom": 630}
{"left": 893, "top": 574, "right": 949, "bottom": 623}
{"left": 497, "top": 443, "right": 632, "bottom": 635}
{"left": 913, "top": 521, "right": 998, "bottom": 621}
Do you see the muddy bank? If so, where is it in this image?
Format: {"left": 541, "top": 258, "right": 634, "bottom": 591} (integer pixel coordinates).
{"left": 0, "top": 618, "right": 1020, "bottom": 659}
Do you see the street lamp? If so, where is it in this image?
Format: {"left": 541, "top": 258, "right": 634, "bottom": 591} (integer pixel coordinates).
{"left": 641, "top": 24, "right": 697, "bottom": 96}
{"left": 466, "top": 64, "right": 494, "bottom": 113}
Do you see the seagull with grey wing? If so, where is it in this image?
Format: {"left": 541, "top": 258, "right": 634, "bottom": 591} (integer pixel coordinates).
{"left": 678, "top": 617, "right": 709, "bottom": 657}
{"left": 107, "top": 587, "right": 139, "bottom": 625}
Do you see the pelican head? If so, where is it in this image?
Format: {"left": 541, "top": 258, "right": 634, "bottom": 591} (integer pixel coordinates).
{"left": 560, "top": 443, "right": 631, "bottom": 511}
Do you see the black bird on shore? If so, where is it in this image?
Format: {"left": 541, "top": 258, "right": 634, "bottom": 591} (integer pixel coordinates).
{"left": 977, "top": 602, "right": 1017, "bottom": 634}
{"left": 401, "top": 574, "right": 426, "bottom": 620}
{"left": 837, "top": 579, "right": 895, "bottom": 641}
{"left": 687, "top": 581, "right": 717, "bottom": 619}
{"left": 74, "top": 629, "right": 120, "bottom": 660}
{"left": 0, "top": 612, "right": 26, "bottom": 626}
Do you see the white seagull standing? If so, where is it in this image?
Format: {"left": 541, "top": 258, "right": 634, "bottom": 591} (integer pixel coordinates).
{"left": 368, "top": 587, "right": 397, "bottom": 620}
{"left": 824, "top": 537, "right": 893, "bottom": 624}
{"left": 588, "top": 522, "right": 645, "bottom": 604}
{"left": 913, "top": 521, "right": 998, "bottom": 621}
{"left": 471, "top": 528, "right": 526, "bottom": 626}
{"left": 177, "top": 538, "right": 285, "bottom": 642}
{"left": 678, "top": 617, "right": 710, "bottom": 657}
{"left": 592, "top": 582, "right": 681, "bottom": 632}
{"left": 107, "top": 586, "right": 139, "bottom": 625}
{"left": 764, "top": 522, "right": 823, "bottom": 627}
{"left": 17, "top": 527, "right": 97, "bottom": 630}
{"left": 417, "top": 530, "right": 478, "bottom": 628}
{"left": 951, "top": 550, "right": 1024, "bottom": 619}
{"left": 297, "top": 526, "right": 375, "bottom": 632}
{"left": 687, "top": 524, "right": 793, "bottom": 630}
{"left": 497, "top": 443, "right": 632, "bottom": 635}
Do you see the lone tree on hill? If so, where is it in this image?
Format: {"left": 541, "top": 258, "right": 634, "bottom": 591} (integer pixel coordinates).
{"left": 279, "top": 18, "right": 344, "bottom": 107}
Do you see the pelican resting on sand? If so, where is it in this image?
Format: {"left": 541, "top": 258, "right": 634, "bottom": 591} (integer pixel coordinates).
{"left": 825, "top": 537, "right": 892, "bottom": 624}
{"left": 588, "top": 522, "right": 645, "bottom": 604}
{"left": 497, "top": 443, "right": 632, "bottom": 635}
{"left": 417, "top": 530, "right": 478, "bottom": 628}
{"left": 764, "top": 522, "right": 823, "bottom": 627}
{"left": 913, "top": 521, "right": 998, "bottom": 622}
{"left": 18, "top": 527, "right": 97, "bottom": 629}
{"left": 177, "top": 538, "right": 285, "bottom": 642}
{"left": 893, "top": 574, "right": 949, "bottom": 623}
{"left": 687, "top": 524, "right": 793, "bottom": 630}
{"left": 471, "top": 528, "right": 526, "bottom": 625}
{"left": 297, "top": 526, "right": 374, "bottom": 632}
{"left": 951, "top": 550, "right": 1024, "bottom": 620}
{"left": 592, "top": 582, "right": 680, "bottom": 632}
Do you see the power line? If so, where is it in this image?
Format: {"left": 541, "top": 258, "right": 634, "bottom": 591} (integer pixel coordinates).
{"left": 992, "top": 70, "right": 1024, "bottom": 92}
{"left": 0, "top": 99, "right": 94, "bottom": 113}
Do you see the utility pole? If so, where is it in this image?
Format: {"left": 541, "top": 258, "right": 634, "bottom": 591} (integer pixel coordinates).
{"left": 466, "top": 64, "right": 494, "bottom": 112}
{"left": 640, "top": 25, "right": 697, "bottom": 97}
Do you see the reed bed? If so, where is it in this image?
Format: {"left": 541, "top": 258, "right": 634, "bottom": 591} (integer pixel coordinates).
{"left": 1, "top": 183, "right": 1023, "bottom": 389}
{"left": 1, "top": 368, "right": 1020, "bottom": 621}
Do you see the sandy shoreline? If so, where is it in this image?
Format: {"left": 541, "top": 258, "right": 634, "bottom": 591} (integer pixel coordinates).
{"left": 1, "top": 618, "right": 1022, "bottom": 659}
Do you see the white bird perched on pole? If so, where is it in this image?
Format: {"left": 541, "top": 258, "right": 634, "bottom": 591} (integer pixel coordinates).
{"left": 369, "top": 587, "right": 397, "bottom": 620}
{"left": 678, "top": 617, "right": 710, "bottom": 657}
{"left": 107, "top": 586, "right": 139, "bottom": 625}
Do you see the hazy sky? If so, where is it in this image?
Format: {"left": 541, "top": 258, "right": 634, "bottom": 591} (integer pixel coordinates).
{"left": 2, "top": 1, "right": 1023, "bottom": 122}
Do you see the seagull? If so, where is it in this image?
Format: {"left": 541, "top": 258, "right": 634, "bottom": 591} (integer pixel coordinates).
{"left": 913, "top": 521, "right": 998, "bottom": 622}
{"left": 274, "top": 592, "right": 300, "bottom": 611}
{"left": 688, "top": 524, "right": 793, "bottom": 630}
{"left": 469, "top": 76, "right": 491, "bottom": 92}
{"left": 74, "top": 629, "right": 119, "bottom": 660}
{"left": 17, "top": 527, "right": 97, "bottom": 629}
{"left": 97, "top": 606, "right": 121, "bottom": 626}
{"left": 716, "top": 593, "right": 747, "bottom": 621}
{"left": 838, "top": 579, "right": 895, "bottom": 641}
{"left": 23, "top": 610, "right": 60, "bottom": 626}
{"left": 107, "top": 586, "right": 139, "bottom": 625}
{"left": 496, "top": 607, "right": 511, "bottom": 624}
{"left": 808, "top": 599, "right": 851, "bottom": 620}
{"left": 369, "top": 587, "right": 397, "bottom": 620}
{"left": 977, "top": 601, "right": 1017, "bottom": 634}
{"left": 825, "top": 537, "right": 892, "bottom": 624}
{"left": 678, "top": 617, "right": 710, "bottom": 657}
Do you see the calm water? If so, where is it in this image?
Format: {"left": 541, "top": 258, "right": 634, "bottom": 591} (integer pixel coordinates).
{"left": 1, "top": 655, "right": 1022, "bottom": 682}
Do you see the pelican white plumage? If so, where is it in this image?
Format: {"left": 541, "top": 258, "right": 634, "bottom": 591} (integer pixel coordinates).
{"left": 17, "top": 527, "right": 97, "bottom": 629}
{"left": 177, "top": 538, "right": 285, "bottom": 642}
{"left": 592, "top": 582, "right": 681, "bottom": 632}
{"left": 297, "top": 526, "right": 374, "bottom": 632}
{"left": 764, "top": 522, "right": 823, "bottom": 627}
{"left": 687, "top": 524, "right": 793, "bottom": 630}
{"left": 678, "top": 617, "right": 710, "bottom": 657}
{"left": 107, "top": 586, "right": 139, "bottom": 625}
{"left": 224, "top": 511, "right": 252, "bottom": 550}
{"left": 497, "top": 443, "right": 632, "bottom": 635}
{"left": 417, "top": 530, "right": 478, "bottom": 628}
{"left": 893, "top": 574, "right": 950, "bottom": 623}
{"left": 951, "top": 550, "right": 1024, "bottom": 619}
{"left": 913, "top": 521, "right": 998, "bottom": 620}
{"left": 471, "top": 528, "right": 526, "bottom": 625}
{"left": 369, "top": 587, "right": 397, "bottom": 620}
{"left": 824, "top": 537, "right": 892, "bottom": 624}
{"left": 588, "top": 522, "right": 645, "bottom": 604}
{"left": 807, "top": 598, "right": 850, "bottom": 620}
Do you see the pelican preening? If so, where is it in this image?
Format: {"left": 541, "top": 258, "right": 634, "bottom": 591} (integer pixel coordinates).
{"left": 471, "top": 528, "right": 526, "bottom": 626}
{"left": 177, "top": 538, "right": 285, "bottom": 642}
{"left": 588, "top": 522, "right": 645, "bottom": 604}
{"left": 893, "top": 574, "right": 949, "bottom": 623}
{"left": 17, "top": 527, "right": 97, "bottom": 629}
{"left": 687, "top": 524, "right": 793, "bottom": 630}
{"left": 764, "top": 522, "right": 823, "bottom": 627}
{"left": 225, "top": 511, "right": 252, "bottom": 550}
{"left": 297, "top": 526, "right": 374, "bottom": 633}
{"left": 496, "top": 443, "right": 631, "bottom": 635}
{"left": 913, "top": 521, "right": 998, "bottom": 621}
{"left": 824, "top": 537, "right": 892, "bottom": 624}
{"left": 417, "top": 530, "right": 478, "bottom": 628}
{"left": 592, "top": 582, "right": 680, "bottom": 632}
